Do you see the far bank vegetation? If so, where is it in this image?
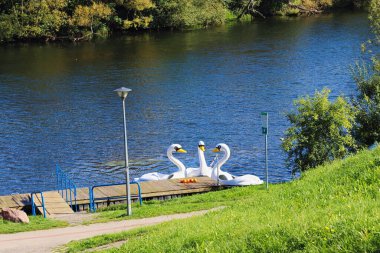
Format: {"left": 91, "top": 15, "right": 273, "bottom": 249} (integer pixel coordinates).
{"left": 0, "top": 0, "right": 369, "bottom": 43}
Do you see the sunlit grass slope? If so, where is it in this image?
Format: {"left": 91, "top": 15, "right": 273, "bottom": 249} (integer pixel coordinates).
{"left": 66, "top": 148, "right": 380, "bottom": 252}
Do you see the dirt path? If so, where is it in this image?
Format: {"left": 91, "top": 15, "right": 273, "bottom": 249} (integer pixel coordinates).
{"left": 0, "top": 208, "right": 223, "bottom": 253}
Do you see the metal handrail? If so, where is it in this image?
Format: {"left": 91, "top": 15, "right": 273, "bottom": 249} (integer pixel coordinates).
{"left": 31, "top": 192, "right": 46, "bottom": 218}
{"left": 56, "top": 164, "right": 78, "bottom": 212}
{"left": 89, "top": 181, "right": 142, "bottom": 212}
{"left": 209, "top": 154, "right": 219, "bottom": 169}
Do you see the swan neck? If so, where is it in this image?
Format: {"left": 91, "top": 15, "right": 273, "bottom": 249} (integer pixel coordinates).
{"left": 198, "top": 148, "right": 208, "bottom": 172}
{"left": 167, "top": 149, "right": 186, "bottom": 173}
{"left": 219, "top": 147, "right": 230, "bottom": 169}
{"left": 212, "top": 148, "right": 230, "bottom": 179}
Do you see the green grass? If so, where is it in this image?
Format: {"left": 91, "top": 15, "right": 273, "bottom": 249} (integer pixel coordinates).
{"left": 87, "top": 186, "right": 257, "bottom": 224}
{"left": 0, "top": 215, "right": 68, "bottom": 234}
{"left": 64, "top": 147, "right": 380, "bottom": 252}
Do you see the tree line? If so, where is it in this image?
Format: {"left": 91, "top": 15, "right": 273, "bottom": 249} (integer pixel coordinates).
{"left": 0, "top": 0, "right": 367, "bottom": 43}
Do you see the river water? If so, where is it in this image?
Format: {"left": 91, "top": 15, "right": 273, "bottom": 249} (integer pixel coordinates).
{"left": 0, "top": 11, "right": 369, "bottom": 195}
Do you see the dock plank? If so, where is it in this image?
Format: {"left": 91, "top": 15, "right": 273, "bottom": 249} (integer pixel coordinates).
{"left": 33, "top": 192, "right": 74, "bottom": 216}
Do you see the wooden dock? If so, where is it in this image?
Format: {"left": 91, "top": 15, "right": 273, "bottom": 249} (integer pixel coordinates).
{"left": 33, "top": 192, "right": 74, "bottom": 216}
{"left": 0, "top": 177, "right": 219, "bottom": 215}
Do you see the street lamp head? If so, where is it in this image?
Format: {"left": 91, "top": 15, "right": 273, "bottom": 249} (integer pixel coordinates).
{"left": 261, "top": 112, "right": 268, "bottom": 135}
{"left": 114, "top": 87, "right": 132, "bottom": 99}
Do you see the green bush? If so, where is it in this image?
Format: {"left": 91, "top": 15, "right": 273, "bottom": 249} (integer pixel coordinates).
{"left": 282, "top": 88, "right": 356, "bottom": 173}
{"left": 153, "top": 0, "right": 226, "bottom": 29}
{"left": 352, "top": 65, "right": 380, "bottom": 147}
{"left": 351, "top": 1, "right": 380, "bottom": 147}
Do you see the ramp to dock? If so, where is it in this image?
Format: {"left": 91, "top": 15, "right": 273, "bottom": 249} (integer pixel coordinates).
{"left": 34, "top": 192, "right": 74, "bottom": 216}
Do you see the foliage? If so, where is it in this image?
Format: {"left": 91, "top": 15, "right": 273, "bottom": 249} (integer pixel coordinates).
{"left": 282, "top": 88, "right": 356, "bottom": 173}
{"left": 0, "top": 0, "right": 68, "bottom": 42}
{"left": 64, "top": 148, "right": 380, "bottom": 252}
{"left": 111, "top": 0, "right": 155, "bottom": 30}
{"left": 368, "top": 0, "right": 380, "bottom": 71}
{"left": 352, "top": 63, "right": 380, "bottom": 147}
{"left": 0, "top": 0, "right": 371, "bottom": 42}
{"left": 123, "top": 16, "right": 153, "bottom": 29}
{"left": 69, "top": 2, "right": 113, "bottom": 39}
{"left": 351, "top": 0, "right": 380, "bottom": 147}
{"left": 302, "top": 0, "right": 333, "bottom": 8}
{"left": 226, "top": 0, "right": 262, "bottom": 16}
{"left": 154, "top": 0, "right": 226, "bottom": 29}
{"left": 369, "top": 0, "right": 380, "bottom": 42}
{"left": 0, "top": 216, "right": 68, "bottom": 234}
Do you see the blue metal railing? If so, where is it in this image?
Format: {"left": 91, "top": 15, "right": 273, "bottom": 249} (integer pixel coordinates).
{"left": 56, "top": 164, "right": 78, "bottom": 212}
{"left": 89, "top": 181, "right": 142, "bottom": 212}
{"left": 31, "top": 192, "right": 46, "bottom": 218}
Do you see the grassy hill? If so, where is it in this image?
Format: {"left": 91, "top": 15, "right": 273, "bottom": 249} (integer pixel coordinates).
{"left": 64, "top": 147, "right": 380, "bottom": 252}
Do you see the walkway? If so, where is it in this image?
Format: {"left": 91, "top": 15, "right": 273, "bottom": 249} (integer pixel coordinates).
{"left": 0, "top": 208, "right": 223, "bottom": 253}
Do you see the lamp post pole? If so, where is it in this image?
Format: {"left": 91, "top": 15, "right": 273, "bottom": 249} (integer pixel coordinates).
{"left": 261, "top": 112, "right": 269, "bottom": 190}
{"left": 115, "top": 87, "right": 132, "bottom": 216}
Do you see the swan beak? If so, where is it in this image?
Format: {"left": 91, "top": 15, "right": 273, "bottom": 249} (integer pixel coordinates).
{"left": 177, "top": 148, "right": 187, "bottom": 153}
{"left": 199, "top": 146, "right": 206, "bottom": 152}
{"left": 212, "top": 147, "right": 220, "bottom": 153}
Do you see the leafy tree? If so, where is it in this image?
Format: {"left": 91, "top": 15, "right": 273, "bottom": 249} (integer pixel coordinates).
{"left": 117, "top": 0, "right": 155, "bottom": 30}
{"left": 69, "top": 2, "right": 113, "bottom": 39}
{"left": 126, "top": 0, "right": 155, "bottom": 11}
{"left": 0, "top": 0, "right": 68, "bottom": 42}
{"left": 352, "top": 67, "right": 380, "bottom": 147}
{"left": 282, "top": 88, "right": 356, "bottom": 173}
{"left": 226, "top": 0, "right": 262, "bottom": 18}
{"left": 154, "top": 0, "right": 226, "bottom": 29}
{"left": 368, "top": 0, "right": 380, "bottom": 70}
{"left": 351, "top": 0, "right": 380, "bottom": 146}
{"left": 369, "top": 0, "right": 380, "bottom": 41}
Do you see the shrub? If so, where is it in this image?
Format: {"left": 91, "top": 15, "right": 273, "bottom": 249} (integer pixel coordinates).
{"left": 351, "top": 1, "right": 380, "bottom": 147}
{"left": 352, "top": 64, "right": 380, "bottom": 147}
{"left": 282, "top": 88, "right": 356, "bottom": 173}
{"left": 154, "top": 0, "right": 226, "bottom": 29}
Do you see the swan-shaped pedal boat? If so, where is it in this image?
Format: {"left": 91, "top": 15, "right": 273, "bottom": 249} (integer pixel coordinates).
{"left": 134, "top": 144, "right": 187, "bottom": 182}
{"left": 186, "top": 141, "right": 212, "bottom": 177}
{"left": 211, "top": 143, "right": 263, "bottom": 186}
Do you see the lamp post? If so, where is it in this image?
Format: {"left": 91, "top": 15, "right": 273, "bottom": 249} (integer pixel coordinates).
{"left": 114, "top": 87, "right": 132, "bottom": 216}
{"left": 261, "top": 112, "right": 269, "bottom": 190}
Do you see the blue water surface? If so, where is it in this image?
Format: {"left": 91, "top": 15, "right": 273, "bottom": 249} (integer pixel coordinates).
{"left": 0, "top": 11, "right": 370, "bottom": 195}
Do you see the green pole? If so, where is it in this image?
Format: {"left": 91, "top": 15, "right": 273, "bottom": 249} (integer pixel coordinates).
{"left": 265, "top": 128, "right": 268, "bottom": 190}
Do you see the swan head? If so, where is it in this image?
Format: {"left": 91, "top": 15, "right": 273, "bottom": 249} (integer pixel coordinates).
{"left": 169, "top": 144, "right": 187, "bottom": 153}
{"left": 198, "top": 141, "right": 206, "bottom": 152}
{"left": 212, "top": 143, "right": 229, "bottom": 153}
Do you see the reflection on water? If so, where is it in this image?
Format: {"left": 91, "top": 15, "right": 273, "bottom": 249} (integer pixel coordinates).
{"left": 0, "top": 11, "right": 369, "bottom": 195}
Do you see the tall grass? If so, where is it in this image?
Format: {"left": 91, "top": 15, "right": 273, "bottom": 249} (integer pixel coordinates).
{"left": 65, "top": 148, "right": 380, "bottom": 252}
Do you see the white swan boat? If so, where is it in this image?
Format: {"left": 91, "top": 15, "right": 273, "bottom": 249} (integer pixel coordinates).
{"left": 211, "top": 143, "right": 263, "bottom": 186}
{"left": 134, "top": 144, "right": 187, "bottom": 182}
{"left": 186, "top": 141, "right": 212, "bottom": 177}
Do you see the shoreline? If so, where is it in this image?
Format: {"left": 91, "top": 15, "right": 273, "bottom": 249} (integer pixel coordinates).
{"left": 0, "top": 6, "right": 366, "bottom": 45}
